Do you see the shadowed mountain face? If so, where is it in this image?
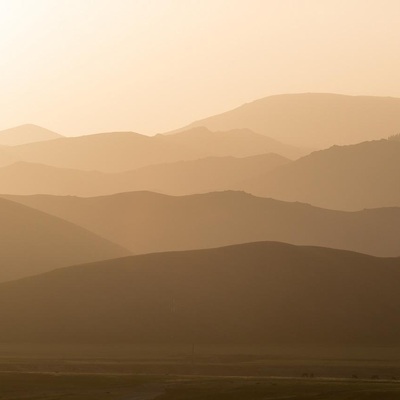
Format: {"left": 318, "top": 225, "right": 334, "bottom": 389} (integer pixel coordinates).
{"left": 0, "top": 124, "right": 62, "bottom": 146}
{"left": 245, "top": 139, "right": 400, "bottom": 210}
{"left": 0, "top": 197, "right": 129, "bottom": 282}
{"left": 0, "top": 154, "right": 289, "bottom": 196}
{"left": 0, "top": 242, "right": 399, "bottom": 345}
{"left": 1, "top": 128, "right": 305, "bottom": 172}
{"left": 5, "top": 191, "right": 400, "bottom": 257}
{"left": 171, "top": 93, "right": 400, "bottom": 147}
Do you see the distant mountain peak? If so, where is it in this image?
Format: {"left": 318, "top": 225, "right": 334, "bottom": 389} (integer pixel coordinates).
{"left": 0, "top": 124, "right": 62, "bottom": 146}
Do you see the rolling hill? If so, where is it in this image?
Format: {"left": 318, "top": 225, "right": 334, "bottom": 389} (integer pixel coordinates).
{"left": 0, "top": 241, "right": 399, "bottom": 345}
{"left": 245, "top": 139, "right": 400, "bottom": 210}
{"left": 0, "top": 124, "right": 62, "bottom": 146}
{"left": 170, "top": 93, "right": 400, "bottom": 147}
{"left": 118, "top": 153, "right": 290, "bottom": 195}
{"left": 163, "top": 127, "right": 306, "bottom": 159}
{"left": 0, "top": 197, "right": 129, "bottom": 282}
{"left": 5, "top": 131, "right": 179, "bottom": 172}
{"left": 5, "top": 191, "right": 400, "bottom": 257}
{"left": 3, "top": 128, "right": 306, "bottom": 172}
{"left": 0, "top": 154, "right": 289, "bottom": 196}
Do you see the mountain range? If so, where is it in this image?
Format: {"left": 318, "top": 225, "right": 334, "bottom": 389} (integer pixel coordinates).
{"left": 0, "top": 92, "right": 399, "bottom": 349}
{"left": 0, "top": 138, "right": 399, "bottom": 211}
{"left": 0, "top": 153, "right": 288, "bottom": 197}
{"left": 0, "top": 127, "right": 305, "bottom": 172}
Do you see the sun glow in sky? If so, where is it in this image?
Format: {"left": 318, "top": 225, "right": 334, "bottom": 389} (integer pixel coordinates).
{"left": 1, "top": 0, "right": 400, "bottom": 135}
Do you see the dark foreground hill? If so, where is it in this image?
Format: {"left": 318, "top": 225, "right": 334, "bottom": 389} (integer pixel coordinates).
{"left": 5, "top": 191, "right": 400, "bottom": 257}
{"left": 0, "top": 198, "right": 129, "bottom": 282}
{"left": 1, "top": 241, "right": 399, "bottom": 345}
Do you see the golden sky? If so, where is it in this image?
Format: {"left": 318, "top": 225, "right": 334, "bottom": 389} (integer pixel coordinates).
{"left": 1, "top": 0, "right": 400, "bottom": 135}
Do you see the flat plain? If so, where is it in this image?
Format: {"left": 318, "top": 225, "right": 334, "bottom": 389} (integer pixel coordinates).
{"left": 1, "top": 372, "right": 400, "bottom": 399}
{"left": 1, "top": 344, "right": 400, "bottom": 399}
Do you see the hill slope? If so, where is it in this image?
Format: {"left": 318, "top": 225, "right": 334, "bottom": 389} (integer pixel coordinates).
{"left": 5, "top": 191, "right": 400, "bottom": 257}
{"left": 171, "top": 93, "right": 400, "bottom": 147}
{"left": 0, "top": 147, "right": 18, "bottom": 167}
{"left": 0, "top": 242, "right": 399, "bottom": 345}
{"left": 0, "top": 197, "right": 129, "bottom": 282}
{"left": 0, "top": 162, "right": 115, "bottom": 196}
{"left": 0, "top": 124, "right": 62, "bottom": 146}
{"left": 245, "top": 139, "right": 400, "bottom": 210}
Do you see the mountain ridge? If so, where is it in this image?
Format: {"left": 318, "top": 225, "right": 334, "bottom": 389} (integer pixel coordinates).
{"left": 0, "top": 153, "right": 290, "bottom": 196}
{"left": 169, "top": 93, "right": 400, "bottom": 147}
{"left": 245, "top": 139, "right": 400, "bottom": 210}
{"left": 0, "top": 126, "right": 307, "bottom": 172}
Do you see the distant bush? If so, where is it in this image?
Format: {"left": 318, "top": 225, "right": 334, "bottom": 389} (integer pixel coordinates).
{"left": 388, "top": 133, "right": 400, "bottom": 141}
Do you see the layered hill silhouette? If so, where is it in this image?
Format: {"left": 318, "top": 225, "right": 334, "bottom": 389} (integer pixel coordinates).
{"left": 0, "top": 128, "right": 305, "bottom": 172}
{"left": 6, "top": 131, "right": 178, "bottom": 172}
{"left": 171, "top": 93, "right": 400, "bottom": 147}
{"left": 1, "top": 241, "right": 399, "bottom": 345}
{"left": 0, "top": 124, "right": 62, "bottom": 146}
{"left": 2, "top": 139, "right": 398, "bottom": 210}
{"left": 164, "top": 127, "right": 306, "bottom": 159}
{"left": 5, "top": 191, "right": 400, "bottom": 257}
{"left": 118, "top": 153, "right": 290, "bottom": 195}
{"left": 0, "top": 197, "right": 129, "bottom": 282}
{"left": 0, "top": 154, "right": 289, "bottom": 196}
{"left": 245, "top": 139, "right": 400, "bottom": 210}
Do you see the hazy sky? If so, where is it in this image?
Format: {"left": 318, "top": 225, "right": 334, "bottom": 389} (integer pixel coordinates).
{"left": 1, "top": 0, "right": 400, "bottom": 136}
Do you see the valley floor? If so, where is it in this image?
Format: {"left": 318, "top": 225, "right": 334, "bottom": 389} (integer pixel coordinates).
{"left": 1, "top": 373, "right": 400, "bottom": 400}
{"left": 1, "top": 344, "right": 400, "bottom": 399}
